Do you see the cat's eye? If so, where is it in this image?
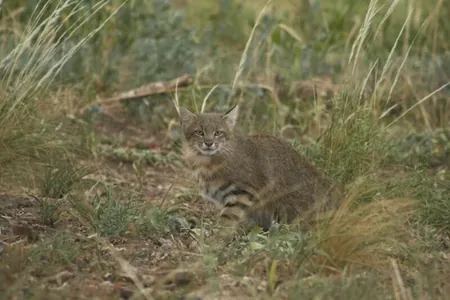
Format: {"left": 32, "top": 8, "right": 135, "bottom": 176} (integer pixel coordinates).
{"left": 214, "top": 131, "right": 224, "bottom": 137}
{"left": 194, "top": 130, "right": 204, "bottom": 136}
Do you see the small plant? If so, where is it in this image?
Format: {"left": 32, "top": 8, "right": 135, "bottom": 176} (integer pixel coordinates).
{"left": 136, "top": 206, "right": 176, "bottom": 236}
{"left": 413, "top": 170, "right": 450, "bottom": 235}
{"left": 132, "top": 158, "right": 147, "bottom": 192}
{"left": 68, "top": 184, "right": 187, "bottom": 238}
{"left": 31, "top": 195, "right": 65, "bottom": 227}
{"left": 385, "top": 128, "right": 450, "bottom": 168}
{"left": 91, "top": 188, "right": 139, "bottom": 238}
{"left": 28, "top": 232, "right": 81, "bottom": 275}
{"left": 40, "top": 161, "right": 90, "bottom": 199}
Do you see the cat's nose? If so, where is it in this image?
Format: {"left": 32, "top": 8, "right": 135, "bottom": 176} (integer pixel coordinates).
{"left": 204, "top": 141, "right": 213, "bottom": 147}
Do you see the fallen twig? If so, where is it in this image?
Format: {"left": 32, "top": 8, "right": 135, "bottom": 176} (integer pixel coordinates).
{"left": 79, "top": 73, "right": 193, "bottom": 113}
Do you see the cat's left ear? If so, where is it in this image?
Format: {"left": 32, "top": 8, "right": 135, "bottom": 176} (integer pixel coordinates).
{"left": 222, "top": 104, "right": 238, "bottom": 130}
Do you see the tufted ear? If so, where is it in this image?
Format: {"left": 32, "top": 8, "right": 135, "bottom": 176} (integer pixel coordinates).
{"left": 178, "top": 107, "right": 197, "bottom": 127}
{"left": 222, "top": 104, "right": 239, "bottom": 130}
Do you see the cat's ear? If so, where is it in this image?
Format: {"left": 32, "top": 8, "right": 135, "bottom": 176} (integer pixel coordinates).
{"left": 179, "top": 107, "right": 197, "bottom": 127}
{"left": 222, "top": 104, "right": 238, "bottom": 130}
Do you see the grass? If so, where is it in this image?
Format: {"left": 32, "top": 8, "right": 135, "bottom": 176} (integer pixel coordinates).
{"left": 34, "top": 195, "right": 65, "bottom": 227}
{"left": 0, "top": 0, "right": 116, "bottom": 190}
{"left": 40, "top": 160, "right": 91, "bottom": 199}
{"left": 0, "top": 0, "right": 450, "bottom": 299}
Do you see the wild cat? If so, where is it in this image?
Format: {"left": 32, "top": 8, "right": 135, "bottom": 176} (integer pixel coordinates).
{"left": 178, "top": 104, "right": 341, "bottom": 231}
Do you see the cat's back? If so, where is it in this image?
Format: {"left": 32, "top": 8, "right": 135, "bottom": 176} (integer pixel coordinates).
{"left": 229, "top": 133, "right": 335, "bottom": 194}
{"left": 233, "top": 133, "right": 318, "bottom": 172}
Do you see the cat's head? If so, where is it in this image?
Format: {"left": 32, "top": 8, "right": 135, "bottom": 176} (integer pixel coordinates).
{"left": 178, "top": 105, "right": 238, "bottom": 156}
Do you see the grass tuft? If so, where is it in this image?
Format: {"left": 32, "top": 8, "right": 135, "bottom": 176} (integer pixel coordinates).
{"left": 0, "top": 0, "right": 119, "bottom": 190}
{"left": 91, "top": 188, "right": 139, "bottom": 238}
{"left": 33, "top": 195, "right": 65, "bottom": 227}
{"left": 40, "top": 160, "right": 90, "bottom": 199}
{"left": 312, "top": 195, "right": 415, "bottom": 272}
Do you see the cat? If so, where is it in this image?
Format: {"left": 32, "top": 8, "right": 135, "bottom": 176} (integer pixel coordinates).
{"left": 179, "top": 104, "right": 342, "bottom": 231}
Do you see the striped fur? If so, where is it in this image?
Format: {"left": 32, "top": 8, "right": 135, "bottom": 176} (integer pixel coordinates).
{"left": 195, "top": 167, "right": 256, "bottom": 222}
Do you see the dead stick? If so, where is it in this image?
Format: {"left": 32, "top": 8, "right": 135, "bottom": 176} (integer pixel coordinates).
{"left": 79, "top": 73, "right": 193, "bottom": 113}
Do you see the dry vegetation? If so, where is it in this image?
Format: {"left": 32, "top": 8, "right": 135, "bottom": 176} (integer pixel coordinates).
{"left": 1, "top": 0, "right": 450, "bottom": 299}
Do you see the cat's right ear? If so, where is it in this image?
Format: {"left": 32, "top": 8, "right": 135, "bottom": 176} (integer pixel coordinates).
{"left": 222, "top": 104, "right": 239, "bottom": 130}
{"left": 178, "top": 107, "right": 197, "bottom": 127}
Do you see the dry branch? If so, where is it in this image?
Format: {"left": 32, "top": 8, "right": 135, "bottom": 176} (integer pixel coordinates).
{"left": 79, "top": 73, "right": 193, "bottom": 113}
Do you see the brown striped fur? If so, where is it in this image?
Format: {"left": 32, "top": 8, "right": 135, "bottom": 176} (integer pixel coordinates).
{"left": 179, "top": 105, "right": 342, "bottom": 231}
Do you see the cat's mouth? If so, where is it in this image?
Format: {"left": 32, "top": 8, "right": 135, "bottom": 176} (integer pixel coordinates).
{"left": 196, "top": 144, "right": 219, "bottom": 156}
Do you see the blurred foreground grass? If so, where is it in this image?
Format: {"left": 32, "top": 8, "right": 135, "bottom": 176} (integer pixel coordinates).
{"left": 1, "top": 0, "right": 450, "bottom": 299}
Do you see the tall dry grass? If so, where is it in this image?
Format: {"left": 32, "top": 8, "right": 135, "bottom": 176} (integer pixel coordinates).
{"left": 0, "top": 0, "right": 123, "bottom": 190}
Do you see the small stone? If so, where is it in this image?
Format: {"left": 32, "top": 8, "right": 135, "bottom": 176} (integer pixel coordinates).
{"left": 119, "top": 288, "right": 133, "bottom": 300}
{"left": 12, "top": 225, "right": 38, "bottom": 243}
{"left": 141, "top": 274, "right": 155, "bottom": 287}
{"left": 163, "top": 269, "right": 195, "bottom": 288}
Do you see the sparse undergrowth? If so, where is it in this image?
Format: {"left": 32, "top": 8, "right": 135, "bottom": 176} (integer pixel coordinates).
{"left": 1, "top": 0, "right": 450, "bottom": 299}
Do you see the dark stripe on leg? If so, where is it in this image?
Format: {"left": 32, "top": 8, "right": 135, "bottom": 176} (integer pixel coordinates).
{"left": 212, "top": 182, "right": 233, "bottom": 199}
{"left": 247, "top": 209, "right": 273, "bottom": 231}
{"left": 222, "top": 188, "right": 251, "bottom": 200}
{"left": 224, "top": 193, "right": 254, "bottom": 209}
